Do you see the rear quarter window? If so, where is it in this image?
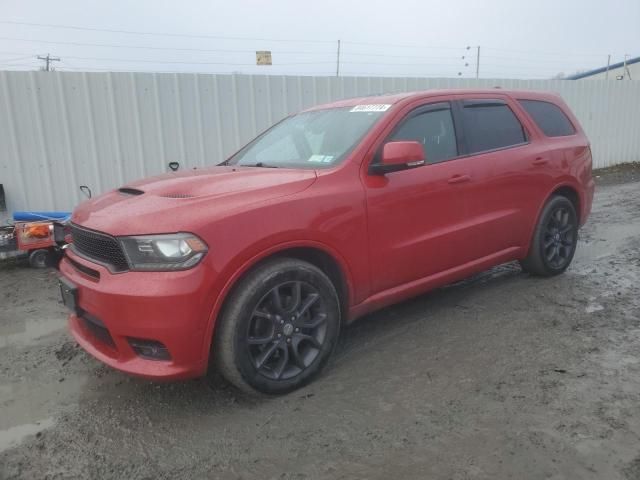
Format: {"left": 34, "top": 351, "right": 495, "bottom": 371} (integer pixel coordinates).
{"left": 518, "top": 99, "right": 576, "bottom": 137}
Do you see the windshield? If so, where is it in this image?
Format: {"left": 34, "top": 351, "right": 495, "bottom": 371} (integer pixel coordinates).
{"left": 226, "top": 105, "right": 389, "bottom": 169}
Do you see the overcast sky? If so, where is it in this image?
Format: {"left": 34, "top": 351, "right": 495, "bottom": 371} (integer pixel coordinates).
{"left": 1, "top": 0, "right": 639, "bottom": 79}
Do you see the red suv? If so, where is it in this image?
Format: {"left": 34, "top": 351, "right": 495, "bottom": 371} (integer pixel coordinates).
{"left": 59, "top": 89, "right": 594, "bottom": 394}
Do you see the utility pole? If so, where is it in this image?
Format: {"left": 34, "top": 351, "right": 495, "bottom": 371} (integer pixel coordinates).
{"left": 336, "top": 39, "right": 341, "bottom": 77}
{"left": 37, "top": 53, "right": 60, "bottom": 71}
{"left": 605, "top": 54, "right": 611, "bottom": 79}
{"left": 475, "top": 46, "right": 480, "bottom": 79}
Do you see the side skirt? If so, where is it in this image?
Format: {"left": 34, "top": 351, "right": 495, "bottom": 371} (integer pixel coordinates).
{"left": 347, "top": 246, "right": 523, "bottom": 322}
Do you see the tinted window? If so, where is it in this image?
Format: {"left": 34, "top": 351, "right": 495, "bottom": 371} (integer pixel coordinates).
{"left": 518, "top": 99, "right": 576, "bottom": 137}
{"left": 389, "top": 107, "right": 457, "bottom": 163}
{"left": 462, "top": 102, "right": 526, "bottom": 154}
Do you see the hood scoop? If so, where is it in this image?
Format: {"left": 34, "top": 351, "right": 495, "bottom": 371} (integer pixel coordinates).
{"left": 159, "top": 192, "right": 195, "bottom": 199}
{"left": 118, "top": 187, "right": 145, "bottom": 196}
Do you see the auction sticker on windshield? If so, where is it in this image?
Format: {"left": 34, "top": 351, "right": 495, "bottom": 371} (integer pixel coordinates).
{"left": 350, "top": 104, "right": 391, "bottom": 112}
{"left": 308, "top": 154, "right": 334, "bottom": 163}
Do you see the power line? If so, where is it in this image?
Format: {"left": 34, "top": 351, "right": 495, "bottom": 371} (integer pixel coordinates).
{"left": 0, "top": 62, "right": 40, "bottom": 69}
{"left": 0, "top": 44, "right": 477, "bottom": 63}
{"left": 0, "top": 36, "right": 622, "bottom": 74}
{"left": 482, "top": 46, "right": 610, "bottom": 57}
{"left": 0, "top": 36, "right": 336, "bottom": 56}
{"left": 342, "top": 40, "right": 466, "bottom": 50}
{"left": 0, "top": 20, "right": 335, "bottom": 44}
{"left": 0, "top": 47, "right": 603, "bottom": 71}
{"left": 341, "top": 60, "right": 474, "bottom": 67}
{"left": 342, "top": 52, "right": 471, "bottom": 60}
{"left": 481, "top": 54, "right": 597, "bottom": 64}
{"left": 1, "top": 20, "right": 627, "bottom": 61}
{"left": 57, "top": 54, "right": 335, "bottom": 67}
{"left": 0, "top": 53, "right": 36, "bottom": 63}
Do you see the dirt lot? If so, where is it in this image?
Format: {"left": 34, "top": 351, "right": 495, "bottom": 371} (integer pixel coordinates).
{"left": 1, "top": 168, "right": 639, "bottom": 480}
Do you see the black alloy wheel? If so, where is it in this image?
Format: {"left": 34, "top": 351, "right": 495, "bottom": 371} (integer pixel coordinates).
{"left": 542, "top": 206, "right": 576, "bottom": 269}
{"left": 520, "top": 195, "right": 578, "bottom": 276}
{"left": 214, "top": 258, "right": 341, "bottom": 394}
{"left": 247, "top": 281, "right": 328, "bottom": 381}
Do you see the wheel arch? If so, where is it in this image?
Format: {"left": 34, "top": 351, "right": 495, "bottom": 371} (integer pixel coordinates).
{"left": 202, "top": 241, "right": 353, "bottom": 367}
{"left": 523, "top": 182, "right": 582, "bottom": 259}
{"left": 550, "top": 184, "right": 581, "bottom": 224}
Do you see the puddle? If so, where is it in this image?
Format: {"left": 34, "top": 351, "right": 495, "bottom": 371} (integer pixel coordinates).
{"left": 0, "top": 317, "right": 64, "bottom": 348}
{"left": 0, "top": 370, "right": 89, "bottom": 434}
{"left": 0, "top": 418, "right": 55, "bottom": 453}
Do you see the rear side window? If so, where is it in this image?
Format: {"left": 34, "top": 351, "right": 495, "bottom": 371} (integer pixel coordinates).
{"left": 518, "top": 99, "right": 576, "bottom": 137}
{"left": 461, "top": 102, "right": 527, "bottom": 154}
{"left": 389, "top": 106, "right": 458, "bottom": 163}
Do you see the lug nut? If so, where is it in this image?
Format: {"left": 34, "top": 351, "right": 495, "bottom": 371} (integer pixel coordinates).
{"left": 277, "top": 333, "right": 282, "bottom": 338}
{"left": 287, "top": 338, "right": 291, "bottom": 343}
{"left": 295, "top": 328, "right": 299, "bottom": 332}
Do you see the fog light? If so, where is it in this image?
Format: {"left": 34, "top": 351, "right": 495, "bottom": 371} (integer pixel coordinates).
{"left": 127, "top": 338, "right": 171, "bottom": 361}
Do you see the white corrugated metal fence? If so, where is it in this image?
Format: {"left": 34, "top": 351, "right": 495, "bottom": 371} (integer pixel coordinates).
{"left": 1, "top": 71, "right": 639, "bottom": 212}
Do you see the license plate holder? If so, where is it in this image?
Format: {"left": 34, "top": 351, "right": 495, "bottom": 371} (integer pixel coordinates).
{"left": 59, "top": 277, "right": 78, "bottom": 314}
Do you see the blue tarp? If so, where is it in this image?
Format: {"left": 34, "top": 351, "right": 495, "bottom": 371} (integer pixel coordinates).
{"left": 13, "top": 211, "right": 72, "bottom": 222}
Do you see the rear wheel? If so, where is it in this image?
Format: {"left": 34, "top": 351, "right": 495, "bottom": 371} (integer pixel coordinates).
{"left": 213, "top": 258, "right": 341, "bottom": 395}
{"left": 520, "top": 195, "right": 578, "bottom": 276}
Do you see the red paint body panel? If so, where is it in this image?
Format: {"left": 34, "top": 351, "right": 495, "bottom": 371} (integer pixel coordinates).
{"left": 61, "top": 89, "right": 594, "bottom": 379}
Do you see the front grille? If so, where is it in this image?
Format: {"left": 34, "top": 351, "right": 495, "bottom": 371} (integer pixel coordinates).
{"left": 70, "top": 224, "right": 129, "bottom": 272}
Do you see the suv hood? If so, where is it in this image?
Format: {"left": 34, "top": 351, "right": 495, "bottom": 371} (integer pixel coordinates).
{"left": 72, "top": 166, "right": 317, "bottom": 235}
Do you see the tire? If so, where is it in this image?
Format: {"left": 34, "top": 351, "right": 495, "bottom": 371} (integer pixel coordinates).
{"left": 28, "top": 249, "right": 49, "bottom": 269}
{"left": 213, "top": 258, "right": 341, "bottom": 395}
{"left": 520, "top": 195, "right": 578, "bottom": 276}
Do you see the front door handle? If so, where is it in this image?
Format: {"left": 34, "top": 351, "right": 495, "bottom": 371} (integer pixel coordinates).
{"left": 448, "top": 174, "right": 471, "bottom": 184}
{"left": 532, "top": 157, "right": 549, "bottom": 166}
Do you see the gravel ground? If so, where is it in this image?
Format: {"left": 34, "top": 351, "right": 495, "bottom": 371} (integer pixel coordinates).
{"left": 1, "top": 167, "right": 639, "bottom": 480}
{"left": 593, "top": 162, "right": 640, "bottom": 187}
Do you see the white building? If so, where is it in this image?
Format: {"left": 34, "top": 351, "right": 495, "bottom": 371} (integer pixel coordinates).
{"left": 568, "top": 56, "right": 640, "bottom": 80}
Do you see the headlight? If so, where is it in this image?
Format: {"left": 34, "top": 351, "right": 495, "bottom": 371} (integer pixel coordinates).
{"left": 119, "top": 233, "right": 208, "bottom": 271}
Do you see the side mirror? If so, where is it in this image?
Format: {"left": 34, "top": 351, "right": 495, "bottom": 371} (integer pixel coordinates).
{"left": 369, "top": 141, "right": 426, "bottom": 175}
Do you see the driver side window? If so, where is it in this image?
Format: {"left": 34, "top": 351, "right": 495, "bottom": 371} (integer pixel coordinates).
{"left": 389, "top": 106, "right": 458, "bottom": 164}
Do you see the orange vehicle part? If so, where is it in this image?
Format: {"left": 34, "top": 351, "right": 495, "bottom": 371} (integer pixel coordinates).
{"left": 16, "top": 222, "right": 56, "bottom": 251}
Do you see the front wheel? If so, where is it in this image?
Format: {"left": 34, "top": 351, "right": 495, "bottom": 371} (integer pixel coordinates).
{"left": 520, "top": 195, "right": 578, "bottom": 276}
{"left": 213, "top": 258, "right": 341, "bottom": 395}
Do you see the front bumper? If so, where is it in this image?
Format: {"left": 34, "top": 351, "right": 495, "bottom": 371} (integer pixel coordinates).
{"left": 60, "top": 248, "right": 215, "bottom": 380}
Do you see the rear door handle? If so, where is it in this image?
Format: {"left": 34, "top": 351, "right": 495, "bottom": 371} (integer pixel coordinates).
{"left": 448, "top": 174, "right": 471, "bottom": 184}
{"left": 532, "top": 157, "right": 548, "bottom": 166}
